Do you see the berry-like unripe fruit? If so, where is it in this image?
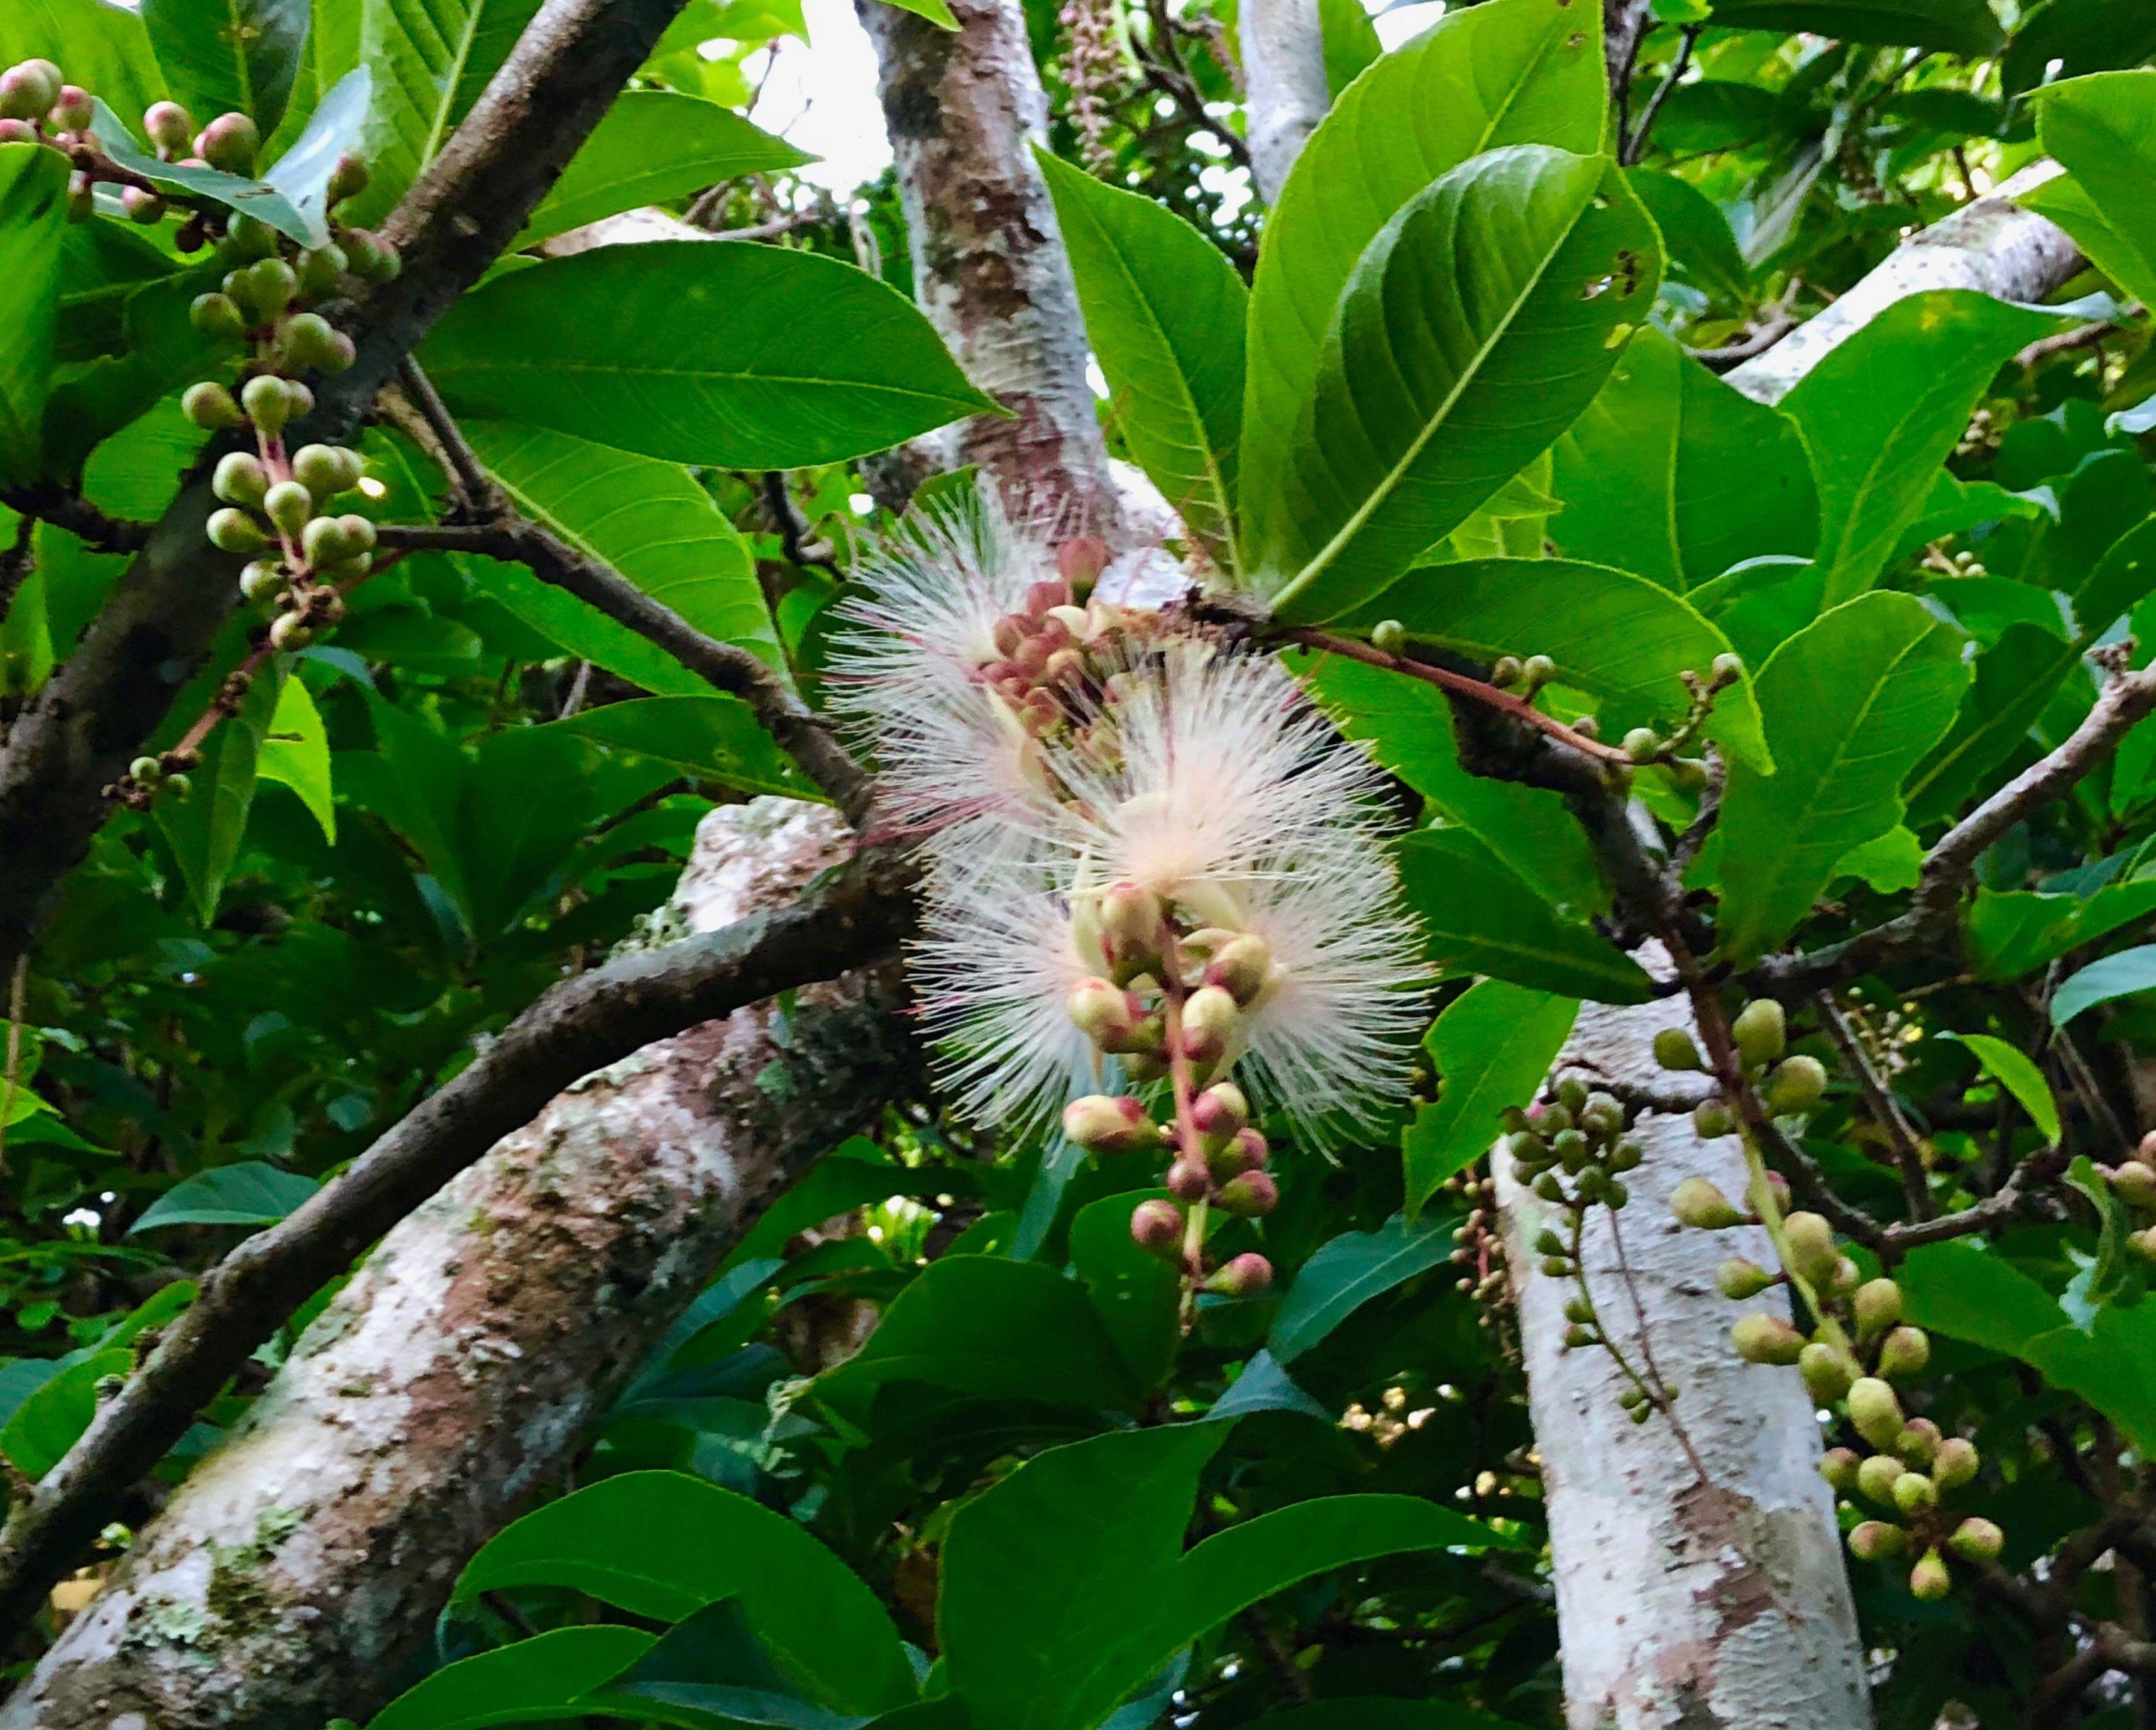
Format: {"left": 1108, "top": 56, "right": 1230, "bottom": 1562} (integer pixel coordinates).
{"left": 1854, "top": 1277, "right": 1902, "bottom": 1342}
{"left": 1129, "top": 1198, "right": 1183, "bottom": 1258}
{"left": 1670, "top": 1176, "right": 1745, "bottom": 1230}
{"left": 1767, "top": 1054, "right": 1828, "bottom": 1115}
{"left": 143, "top": 100, "right": 195, "bottom": 156}
{"left": 1947, "top": 1516, "right": 2003, "bottom": 1564}
{"left": 1730, "top": 1312, "right": 1805, "bottom": 1365}
{"left": 207, "top": 508, "right": 266, "bottom": 554}
{"left": 1653, "top": 1027, "right": 1703, "bottom": 1071}
{"left": 212, "top": 451, "right": 268, "bottom": 507}
{"left": 1909, "top": 1548, "right": 1952, "bottom": 1601}
{"left": 1847, "top": 1520, "right": 1906, "bottom": 1562}
{"left": 1731, "top": 998, "right": 1786, "bottom": 1064}
{"left": 1848, "top": 1377, "right": 1905, "bottom": 1451}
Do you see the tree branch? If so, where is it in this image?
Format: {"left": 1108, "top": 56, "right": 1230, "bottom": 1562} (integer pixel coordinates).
{"left": 0, "top": 0, "right": 698, "bottom": 986}
{"left": 1813, "top": 990, "right": 1932, "bottom": 1219}
{"left": 0, "top": 485, "right": 151, "bottom": 554}
{"left": 0, "top": 840, "right": 917, "bottom": 1643}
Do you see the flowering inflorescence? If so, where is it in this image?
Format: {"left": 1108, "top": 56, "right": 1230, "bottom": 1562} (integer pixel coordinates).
{"left": 1657, "top": 998, "right": 1999, "bottom": 1599}
{"left": 834, "top": 505, "right": 1427, "bottom": 1314}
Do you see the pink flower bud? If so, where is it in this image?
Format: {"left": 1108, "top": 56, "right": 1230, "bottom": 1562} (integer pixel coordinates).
{"left": 194, "top": 111, "right": 260, "bottom": 174}
{"left": 1231, "top": 1127, "right": 1269, "bottom": 1169}
{"left": 1189, "top": 1082, "right": 1248, "bottom": 1147}
{"left": 1068, "top": 977, "right": 1140, "bottom": 1051}
{"left": 0, "top": 118, "right": 35, "bottom": 145}
{"left": 1178, "top": 984, "right": 1240, "bottom": 1064}
{"left": 1205, "top": 1252, "right": 1273, "bottom": 1297}
{"left": 0, "top": 60, "right": 58, "bottom": 123}
{"left": 1166, "top": 1159, "right": 1210, "bottom": 1201}
{"left": 1025, "top": 578, "right": 1071, "bottom": 616}
{"left": 1215, "top": 1171, "right": 1278, "bottom": 1217}
{"left": 1202, "top": 934, "right": 1274, "bottom": 1005}
{"left": 48, "top": 85, "right": 89, "bottom": 131}
{"left": 1009, "top": 633, "right": 1051, "bottom": 679}
{"left": 1062, "top": 1094, "right": 1159, "bottom": 1156}
{"left": 1100, "top": 880, "right": 1162, "bottom": 950}
{"left": 143, "top": 100, "right": 194, "bottom": 156}
{"left": 1130, "top": 1198, "right": 1184, "bottom": 1258}
{"left": 1058, "top": 536, "right": 1108, "bottom": 590}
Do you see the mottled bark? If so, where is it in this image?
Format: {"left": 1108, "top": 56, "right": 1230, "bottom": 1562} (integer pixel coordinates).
{"left": 1499, "top": 964, "right": 1869, "bottom": 1730}
{"left": 857, "top": 0, "right": 1126, "bottom": 539}
{"left": 2, "top": 800, "right": 911, "bottom": 1730}
{"left": 1726, "top": 162, "right": 2079, "bottom": 404}
{"left": 1240, "top": 0, "right": 1329, "bottom": 202}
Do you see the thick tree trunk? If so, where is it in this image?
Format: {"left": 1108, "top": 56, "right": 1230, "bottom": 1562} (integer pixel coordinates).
{"left": 1240, "top": 0, "right": 1329, "bottom": 202}
{"left": 1499, "top": 967, "right": 1870, "bottom": 1729}
{"left": 857, "top": 0, "right": 1127, "bottom": 537}
{"left": 1, "top": 801, "right": 910, "bottom": 1730}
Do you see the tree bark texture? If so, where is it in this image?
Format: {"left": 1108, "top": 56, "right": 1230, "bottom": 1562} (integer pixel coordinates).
{"left": 1499, "top": 964, "right": 1870, "bottom": 1730}
{"left": 1239, "top": 0, "right": 1330, "bottom": 202}
{"left": 1, "top": 800, "right": 911, "bottom": 1730}
{"left": 857, "top": 0, "right": 1128, "bottom": 541}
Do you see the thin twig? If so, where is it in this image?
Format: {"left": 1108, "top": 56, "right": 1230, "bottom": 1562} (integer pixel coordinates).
{"left": 1621, "top": 25, "right": 1700, "bottom": 165}
{"left": 0, "top": 956, "right": 25, "bottom": 1177}
{"left": 761, "top": 471, "right": 840, "bottom": 575}
{"left": 1813, "top": 991, "right": 1932, "bottom": 1219}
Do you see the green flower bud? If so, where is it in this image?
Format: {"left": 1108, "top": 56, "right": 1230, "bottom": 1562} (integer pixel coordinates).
{"left": 263, "top": 482, "right": 312, "bottom": 537}
{"left": 1730, "top": 1311, "right": 1805, "bottom": 1365}
{"left": 1562, "top": 1292, "right": 1594, "bottom": 1324}
{"left": 1370, "top": 619, "right": 1405, "bottom": 656}
{"left": 1855, "top": 1452, "right": 1905, "bottom": 1506}
{"left": 0, "top": 60, "right": 62, "bottom": 122}
{"left": 1521, "top": 653, "right": 1556, "bottom": 688}
{"left": 1553, "top": 1128, "right": 1590, "bottom": 1172}
{"left": 267, "top": 611, "right": 314, "bottom": 651}
{"left": 163, "top": 772, "right": 193, "bottom": 801}
{"left": 195, "top": 111, "right": 260, "bottom": 173}
{"left": 1204, "top": 1252, "right": 1272, "bottom": 1297}
{"left": 238, "top": 559, "right": 283, "bottom": 603}
{"left": 212, "top": 450, "right": 268, "bottom": 507}
{"left": 1853, "top": 1277, "right": 1903, "bottom": 1342}
{"left": 2130, "top": 1226, "right": 2156, "bottom": 1264}
{"left": 1710, "top": 651, "right": 1743, "bottom": 686}
{"left": 1653, "top": 1027, "right": 1703, "bottom": 1071}
{"left": 341, "top": 228, "right": 400, "bottom": 282}
{"left": 1731, "top": 998, "right": 1786, "bottom": 1065}
{"left": 2112, "top": 1161, "right": 2156, "bottom": 1208}
{"left": 1622, "top": 726, "right": 1661, "bottom": 763}
{"left": 1179, "top": 984, "right": 1240, "bottom": 1065}
{"left": 1909, "top": 1548, "right": 1951, "bottom": 1601}
{"left": 183, "top": 380, "right": 245, "bottom": 431}
{"left": 1847, "top": 1377, "right": 1905, "bottom": 1451}
{"left": 1129, "top": 1198, "right": 1184, "bottom": 1258}
{"left": 1818, "top": 1446, "right": 1861, "bottom": 1494}
{"left": 290, "top": 443, "right": 361, "bottom": 500}
{"left": 1891, "top": 1472, "right": 1937, "bottom": 1517}
{"left": 1490, "top": 654, "right": 1523, "bottom": 688}
{"left": 121, "top": 186, "right": 166, "bottom": 224}
{"left": 1215, "top": 1170, "right": 1279, "bottom": 1217}
{"left": 241, "top": 373, "right": 294, "bottom": 435}
{"left": 296, "top": 243, "right": 349, "bottom": 299}
{"left": 300, "top": 517, "right": 353, "bottom": 570}
{"left": 143, "top": 100, "right": 195, "bottom": 157}
{"left": 326, "top": 153, "right": 370, "bottom": 206}
{"left": 1692, "top": 1099, "right": 1734, "bottom": 1138}
{"left": 48, "top": 84, "right": 91, "bottom": 132}
{"left": 190, "top": 291, "right": 248, "bottom": 341}
{"left": 279, "top": 309, "right": 355, "bottom": 373}
{"left": 1671, "top": 1176, "right": 1746, "bottom": 1230}
{"left": 1610, "top": 1138, "right": 1644, "bottom": 1172}
{"left": 1947, "top": 1516, "right": 2003, "bottom": 1565}
{"left": 1848, "top": 1520, "right": 1906, "bottom": 1562}
{"left": 1717, "top": 1257, "right": 1775, "bottom": 1299}
{"left": 1877, "top": 1325, "right": 1930, "bottom": 1382}
{"left": 1800, "top": 1340, "right": 1857, "bottom": 1405}
{"left": 1783, "top": 1211, "right": 1839, "bottom": 1287}
{"left": 1062, "top": 1093, "right": 1159, "bottom": 1156}
{"left": 1933, "top": 1435, "right": 1979, "bottom": 1492}
{"left": 128, "top": 754, "right": 163, "bottom": 783}
{"left": 1894, "top": 1417, "right": 1940, "bottom": 1467}
{"left": 1766, "top": 1054, "right": 1829, "bottom": 1115}
{"left": 206, "top": 507, "right": 267, "bottom": 554}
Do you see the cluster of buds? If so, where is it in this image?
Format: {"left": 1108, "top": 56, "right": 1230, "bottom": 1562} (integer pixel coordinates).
{"left": 1617, "top": 652, "right": 1744, "bottom": 768}
{"left": 1341, "top": 1384, "right": 1436, "bottom": 1448}
{"left": 2097, "top": 1131, "right": 2156, "bottom": 1262}
{"left": 1506, "top": 1077, "right": 1675, "bottom": 1423}
{"left": 1058, "top": 0, "right": 1126, "bottom": 175}
{"left": 1061, "top": 878, "right": 1284, "bottom": 1307}
{"left": 1657, "top": 998, "right": 1827, "bottom": 1140}
{"left": 1446, "top": 1167, "right": 1507, "bottom": 1316}
{"left": 1819, "top": 1386, "right": 1999, "bottom": 1601}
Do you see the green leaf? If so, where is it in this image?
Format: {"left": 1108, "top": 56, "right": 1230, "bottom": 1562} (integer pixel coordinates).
{"left": 85, "top": 97, "right": 325, "bottom": 245}
{"left": 1967, "top": 872, "right": 2156, "bottom": 981}
{"left": 517, "top": 92, "right": 815, "bottom": 246}
{"left": 142, "top": 0, "right": 309, "bottom": 134}
{"left": 129, "top": 1160, "right": 321, "bottom": 1231}
{"left": 1240, "top": 0, "right": 1607, "bottom": 566}
{"left": 1551, "top": 329, "right": 1817, "bottom": 593}
{"left": 1904, "top": 623, "right": 2082, "bottom": 825}
{"left": 366, "top": 1626, "right": 656, "bottom": 1730}
{"left": 1705, "top": 0, "right": 2004, "bottom": 53}
{"left": 352, "top": 0, "right": 544, "bottom": 225}
{"left": 0, "top": 147, "right": 70, "bottom": 487}
{"left": 1626, "top": 170, "right": 1751, "bottom": 305}
{"left": 461, "top": 418, "right": 783, "bottom": 680}
{"left": 1318, "top": 0, "right": 1383, "bottom": 94}
{"left": 940, "top": 1425, "right": 1223, "bottom": 1730}
{"left": 257, "top": 675, "right": 335, "bottom": 842}
{"left": 1402, "top": 981, "right": 1578, "bottom": 1215}
{"left": 544, "top": 696, "right": 809, "bottom": 798}
{"left": 1781, "top": 290, "right": 2062, "bottom": 609}
{"left": 155, "top": 670, "right": 278, "bottom": 925}
{"left": 1334, "top": 558, "right": 1771, "bottom": 772}
{"left": 1269, "top": 1212, "right": 1456, "bottom": 1362}
{"left": 1036, "top": 147, "right": 1246, "bottom": 565}
{"left": 814, "top": 1255, "right": 1142, "bottom": 1420}
{"left": 1396, "top": 829, "right": 1656, "bottom": 1002}
{"left": 1833, "top": 825, "right": 1922, "bottom": 895}
{"left": 2004, "top": 0, "right": 2156, "bottom": 94}
{"left": 1939, "top": 1032, "right": 2062, "bottom": 1147}
{"left": 2028, "top": 72, "right": 2156, "bottom": 310}
{"left": 1713, "top": 593, "right": 1971, "bottom": 962}
{"left": 1302, "top": 652, "right": 1608, "bottom": 913}
{"left": 458, "top": 1472, "right": 917, "bottom": 1714}
{"left": 424, "top": 243, "right": 995, "bottom": 468}
{"left": 1069, "top": 1191, "right": 1181, "bottom": 1389}
{"left": 1, "top": 1348, "right": 133, "bottom": 1480}
{"left": 1262, "top": 148, "right": 1661, "bottom": 621}
{"left": 878, "top": 0, "right": 959, "bottom": 25}
{"left": 2052, "top": 943, "right": 2156, "bottom": 1027}
{"left": 583, "top": 1599, "right": 878, "bottom": 1730}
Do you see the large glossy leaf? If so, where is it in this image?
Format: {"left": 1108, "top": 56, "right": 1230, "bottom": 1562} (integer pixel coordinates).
{"left": 1781, "top": 290, "right": 2061, "bottom": 609}
{"left": 1626, "top": 170, "right": 1751, "bottom": 305}
{"left": 367, "top": 1626, "right": 656, "bottom": 1730}
{"left": 1713, "top": 593, "right": 1970, "bottom": 963}
{"left": 583, "top": 1600, "right": 880, "bottom": 1730}
{"left": 0, "top": 148, "right": 70, "bottom": 487}
{"left": 1904, "top": 622, "right": 2082, "bottom": 825}
{"left": 458, "top": 1472, "right": 916, "bottom": 1713}
{"left": 352, "top": 0, "right": 544, "bottom": 224}
{"left": 941, "top": 1426, "right": 1223, "bottom": 1730}
{"left": 155, "top": 668, "right": 280, "bottom": 923}
{"left": 1397, "top": 829, "right": 1656, "bottom": 1003}
{"left": 425, "top": 243, "right": 994, "bottom": 467}
{"left": 1262, "top": 148, "right": 1660, "bottom": 621}
{"left": 142, "top": 0, "right": 308, "bottom": 133}
{"left": 128, "top": 1160, "right": 321, "bottom": 1232}
{"left": 2004, "top": 0, "right": 2156, "bottom": 94}
{"left": 517, "top": 92, "right": 815, "bottom": 246}
{"left": 461, "top": 418, "right": 782, "bottom": 678}
{"left": 1402, "top": 981, "right": 1577, "bottom": 1214}
{"left": 2026, "top": 72, "right": 2156, "bottom": 310}
{"left": 1069, "top": 1191, "right": 1182, "bottom": 1389}
{"left": 1240, "top": 0, "right": 1607, "bottom": 562}
{"left": 1707, "top": 0, "right": 2003, "bottom": 53}
{"left": 1270, "top": 1212, "right": 1456, "bottom": 1361}
{"left": 1334, "top": 558, "right": 1771, "bottom": 772}
{"left": 1551, "top": 329, "right": 1817, "bottom": 592}
{"left": 2052, "top": 944, "right": 2156, "bottom": 1027}
{"left": 1940, "top": 1033, "right": 2062, "bottom": 1146}
{"left": 1037, "top": 147, "right": 1245, "bottom": 565}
